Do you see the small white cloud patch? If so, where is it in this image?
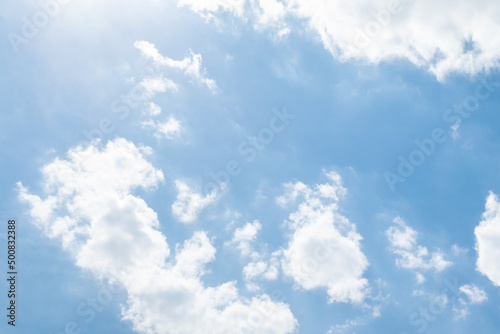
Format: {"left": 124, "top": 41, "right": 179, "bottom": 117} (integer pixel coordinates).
{"left": 135, "top": 40, "right": 218, "bottom": 93}
{"left": 459, "top": 284, "right": 487, "bottom": 304}
{"left": 386, "top": 217, "right": 452, "bottom": 281}
{"left": 142, "top": 116, "right": 182, "bottom": 140}
{"left": 172, "top": 180, "right": 220, "bottom": 223}
{"left": 226, "top": 220, "right": 262, "bottom": 258}
{"left": 140, "top": 76, "right": 178, "bottom": 96}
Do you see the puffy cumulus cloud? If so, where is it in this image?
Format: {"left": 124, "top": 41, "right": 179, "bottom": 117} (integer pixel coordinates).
{"left": 142, "top": 116, "right": 182, "bottom": 140}
{"left": 121, "top": 232, "right": 297, "bottom": 334}
{"left": 134, "top": 40, "right": 218, "bottom": 93}
{"left": 278, "top": 171, "right": 369, "bottom": 304}
{"left": 17, "top": 138, "right": 166, "bottom": 275}
{"left": 177, "top": 0, "right": 500, "bottom": 80}
{"left": 172, "top": 180, "right": 221, "bottom": 223}
{"left": 226, "top": 220, "right": 262, "bottom": 258}
{"left": 18, "top": 138, "right": 298, "bottom": 334}
{"left": 386, "top": 217, "right": 452, "bottom": 281}
{"left": 475, "top": 192, "right": 500, "bottom": 286}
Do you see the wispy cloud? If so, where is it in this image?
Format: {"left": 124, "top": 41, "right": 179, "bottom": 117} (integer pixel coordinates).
{"left": 386, "top": 217, "right": 452, "bottom": 281}
{"left": 135, "top": 40, "right": 218, "bottom": 93}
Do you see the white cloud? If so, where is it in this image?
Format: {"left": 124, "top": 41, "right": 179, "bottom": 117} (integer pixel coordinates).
{"left": 177, "top": 0, "right": 246, "bottom": 20}
{"left": 225, "top": 220, "right": 280, "bottom": 291}
{"left": 253, "top": 0, "right": 289, "bottom": 38}
{"left": 459, "top": 284, "right": 487, "bottom": 304}
{"left": 475, "top": 192, "right": 500, "bottom": 286}
{"left": 255, "top": 0, "right": 286, "bottom": 27}
{"left": 278, "top": 171, "right": 369, "bottom": 304}
{"left": 326, "top": 319, "right": 359, "bottom": 334}
{"left": 146, "top": 102, "right": 162, "bottom": 116}
{"left": 452, "top": 284, "right": 487, "bottom": 320}
{"left": 386, "top": 217, "right": 452, "bottom": 280}
{"left": 18, "top": 138, "right": 167, "bottom": 276}
{"left": 172, "top": 180, "right": 220, "bottom": 223}
{"left": 18, "top": 138, "right": 298, "bottom": 334}
{"left": 226, "top": 220, "right": 262, "bottom": 258}
{"left": 275, "top": 181, "right": 309, "bottom": 207}
{"left": 416, "top": 273, "right": 426, "bottom": 284}
{"left": 246, "top": 256, "right": 280, "bottom": 291}
{"left": 142, "top": 116, "right": 182, "bottom": 140}
{"left": 244, "top": 261, "right": 268, "bottom": 279}
{"left": 135, "top": 40, "right": 218, "bottom": 92}
{"left": 178, "top": 0, "right": 289, "bottom": 38}
{"left": 325, "top": 280, "right": 390, "bottom": 334}
{"left": 385, "top": 217, "right": 417, "bottom": 250}
{"left": 276, "top": 170, "right": 346, "bottom": 207}
{"left": 140, "top": 76, "right": 178, "bottom": 96}
{"left": 243, "top": 259, "right": 279, "bottom": 281}
{"left": 178, "top": 0, "right": 500, "bottom": 80}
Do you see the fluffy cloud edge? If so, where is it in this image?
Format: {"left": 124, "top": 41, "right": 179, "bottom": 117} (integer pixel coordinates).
{"left": 277, "top": 170, "right": 369, "bottom": 304}
{"left": 17, "top": 138, "right": 298, "bottom": 334}
{"left": 475, "top": 192, "right": 500, "bottom": 287}
{"left": 177, "top": 0, "right": 500, "bottom": 80}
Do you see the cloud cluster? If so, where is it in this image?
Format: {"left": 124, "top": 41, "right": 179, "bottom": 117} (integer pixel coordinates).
{"left": 132, "top": 40, "right": 219, "bottom": 141}
{"left": 475, "top": 192, "right": 500, "bottom": 286}
{"left": 277, "top": 171, "right": 369, "bottom": 304}
{"left": 177, "top": 0, "right": 500, "bottom": 80}
{"left": 18, "top": 139, "right": 298, "bottom": 334}
{"left": 386, "top": 217, "right": 452, "bottom": 282}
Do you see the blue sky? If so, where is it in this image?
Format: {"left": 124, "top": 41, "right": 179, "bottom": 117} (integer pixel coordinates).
{"left": 2, "top": 0, "right": 500, "bottom": 333}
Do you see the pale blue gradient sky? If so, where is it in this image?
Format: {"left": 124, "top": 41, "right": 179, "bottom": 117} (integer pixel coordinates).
{"left": 1, "top": 1, "right": 500, "bottom": 333}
